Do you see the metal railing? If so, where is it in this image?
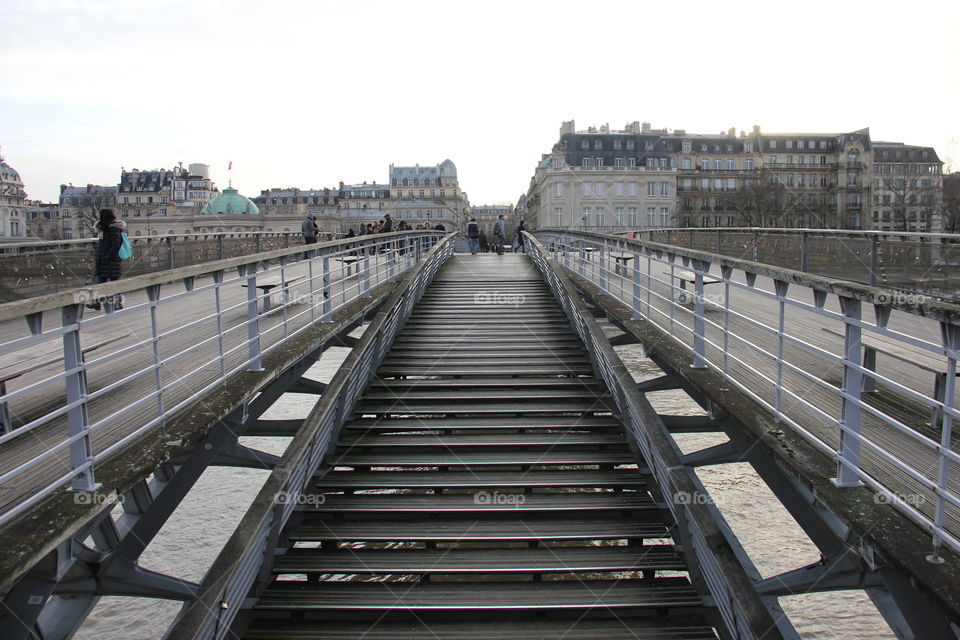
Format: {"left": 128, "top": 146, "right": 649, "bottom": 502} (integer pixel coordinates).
{"left": 524, "top": 233, "right": 786, "bottom": 640}
{"left": 631, "top": 227, "right": 960, "bottom": 297}
{"left": 0, "top": 231, "right": 446, "bottom": 529}
{"left": 164, "top": 233, "right": 456, "bottom": 640}
{"left": 0, "top": 231, "right": 341, "bottom": 301}
{"left": 533, "top": 229, "right": 960, "bottom": 557}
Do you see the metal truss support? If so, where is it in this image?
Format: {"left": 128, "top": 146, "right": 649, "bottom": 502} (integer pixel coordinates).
{"left": 681, "top": 441, "right": 743, "bottom": 467}
{"left": 209, "top": 441, "right": 280, "bottom": 469}
{"left": 636, "top": 374, "right": 681, "bottom": 392}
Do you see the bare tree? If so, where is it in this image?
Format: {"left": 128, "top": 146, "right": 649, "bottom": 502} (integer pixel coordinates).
{"left": 942, "top": 173, "right": 960, "bottom": 234}
{"left": 883, "top": 177, "right": 942, "bottom": 232}
{"left": 75, "top": 186, "right": 117, "bottom": 237}
{"left": 731, "top": 170, "right": 788, "bottom": 227}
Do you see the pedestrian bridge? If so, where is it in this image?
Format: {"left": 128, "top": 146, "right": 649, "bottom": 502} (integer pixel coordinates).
{"left": 0, "top": 230, "right": 958, "bottom": 639}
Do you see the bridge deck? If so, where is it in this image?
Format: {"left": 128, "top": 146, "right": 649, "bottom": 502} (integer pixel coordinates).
{"left": 241, "top": 256, "right": 719, "bottom": 639}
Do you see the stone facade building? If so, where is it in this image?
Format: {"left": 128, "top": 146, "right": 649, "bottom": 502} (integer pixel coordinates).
{"left": 871, "top": 143, "right": 944, "bottom": 232}
{"left": 0, "top": 149, "right": 28, "bottom": 240}
{"left": 58, "top": 184, "right": 119, "bottom": 239}
{"left": 524, "top": 121, "right": 943, "bottom": 232}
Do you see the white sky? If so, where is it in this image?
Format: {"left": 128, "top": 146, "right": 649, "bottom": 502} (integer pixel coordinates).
{"left": 2, "top": 0, "right": 958, "bottom": 206}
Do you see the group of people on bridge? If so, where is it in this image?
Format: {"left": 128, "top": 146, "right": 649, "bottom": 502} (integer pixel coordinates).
{"left": 467, "top": 215, "right": 525, "bottom": 255}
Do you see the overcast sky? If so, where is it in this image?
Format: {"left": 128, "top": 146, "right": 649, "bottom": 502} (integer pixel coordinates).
{"left": 2, "top": 0, "right": 958, "bottom": 206}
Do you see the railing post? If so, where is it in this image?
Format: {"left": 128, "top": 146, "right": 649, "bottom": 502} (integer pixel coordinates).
{"left": 631, "top": 247, "right": 641, "bottom": 321}
{"left": 691, "top": 259, "right": 709, "bottom": 369}
{"left": 598, "top": 239, "right": 607, "bottom": 293}
{"left": 63, "top": 305, "right": 99, "bottom": 492}
{"left": 165, "top": 236, "right": 175, "bottom": 271}
{"left": 800, "top": 232, "right": 809, "bottom": 273}
{"left": 752, "top": 229, "right": 759, "bottom": 262}
{"left": 218, "top": 234, "right": 225, "bottom": 261}
{"left": 869, "top": 234, "right": 879, "bottom": 287}
{"left": 321, "top": 251, "right": 332, "bottom": 322}
{"left": 774, "top": 280, "right": 789, "bottom": 421}
{"left": 242, "top": 263, "right": 263, "bottom": 371}
{"left": 931, "top": 322, "right": 960, "bottom": 560}
{"left": 834, "top": 296, "right": 863, "bottom": 487}
{"left": 387, "top": 242, "right": 396, "bottom": 282}
{"left": 362, "top": 243, "right": 372, "bottom": 298}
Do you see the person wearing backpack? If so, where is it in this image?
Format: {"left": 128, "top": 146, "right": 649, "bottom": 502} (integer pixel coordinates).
{"left": 86, "top": 208, "right": 125, "bottom": 311}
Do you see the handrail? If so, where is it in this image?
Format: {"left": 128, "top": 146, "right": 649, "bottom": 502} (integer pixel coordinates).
{"left": 0, "top": 231, "right": 448, "bottom": 530}
{"left": 163, "top": 234, "right": 456, "bottom": 640}
{"left": 533, "top": 228, "right": 960, "bottom": 557}
{"left": 524, "top": 232, "right": 787, "bottom": 639}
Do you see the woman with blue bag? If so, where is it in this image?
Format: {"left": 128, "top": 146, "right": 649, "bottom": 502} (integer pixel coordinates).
{"left": 86, "top": 208, "right": 125, "bottom": 311}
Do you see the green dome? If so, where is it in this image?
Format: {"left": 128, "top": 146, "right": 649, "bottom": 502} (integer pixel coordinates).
{"left": 201, "top": 187, "right": 259, "bottom": 215}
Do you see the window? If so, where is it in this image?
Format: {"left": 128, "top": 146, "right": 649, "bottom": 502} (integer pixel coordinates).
{"left": 714, "top": 178, "right": 723, "bottom": 190}
{"left": 594, "top": 140, "right": 602, "bottom": 150}
{"left": 700, "top": 159, "right": 709, "bottom": 170}
{"left": 647, "top": 207, "right": 656, "bottom": 226}
{"left": 595, "top": 207, "right": 605, "bottom": 226}
{"left": 554, "top": 207, "right": 563, "bottom": 227}
{"left": 596, "top": 183, "right": 605, "bottom": 197}
{"left": 581, "top": 140, "right": 589, "bottom": 150}
{"left": 769, "top": 141, "right": 777, "bottom": 150}
{"left": 660, "top": 182, "right": 668, "bottom": 196}
{"left": 727, "top": 178, "right": 736, "bottom": 190}
{"left": 847, "top": 173, "right": 858, "bottom": 187}
{"left": 682, "top": 142, "right": 691, "bottom": 153}
{"left": 726, "top": 159, "right": 736, "bottom": 170}
{"left": 713, "top": 160, "right": 721, "bottom": 170}
{"left": 582, "top": 183, "right": 591, "bottom": 197}
{"left": 613, "top": 140, "right": 622, "bottom": 150}
{"left": 628, "top": 182, "right": 637, "bottom": 196}
{"left": 660, "top": 208, "right": 670, "bottom": 226}
{"left": 745, "top": 142, "right": 753, "bottom": 153}
{"left": 554, "top": 182, "right": 564, "bottom": 198}
{"left": 769, "top": 155, "right": 777, "bottom": 165}
{"left": 582, "top": 206, "right": 591, "bottom": 226}
{"left": 553, "top": 157, "right": 563, "bottom": 169}
{"left": 614, "top": 182, "right": 623, "bottom": 196}
{"left": 628, "top": 157, "right": 636, "bottom": 167}
{"left": 628, "top": 207, "right": 637, "bottom": 226}
{"left": 744, "top": 159, "right": 755, "bottom": 170}
{"left": 786, "top": 141, "right": 793, "bottom": 149}
{"left": 582, "top": 158, "right": 593, "bottom": 167}
{"left": 647, "top": 182, "right": 656, "bottom": 196}
{"left": 682, "top": 158, "right": 692, "bottom": 170}
{"left": 614, "top": 207, "right": 624, "bottom": 226}
{"left": 615, "top": 157, "right": 626, "bottom": 167}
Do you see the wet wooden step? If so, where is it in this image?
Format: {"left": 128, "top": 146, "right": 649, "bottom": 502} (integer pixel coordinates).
{"left": 243, "top": 617, "right": 719, "bottom": 640}
{"left": 288, "top": 517, "right": 669, "bottom": 542}
{"left": 353, "top": 399, "right": 614, "bottom": 415}
{"left": 328, "top": 449, "right": 636, "bottom": 467}
{"left": 359, "top": 389, "right": 602, "bottom": 403}
{"left": 302, "top": 493, "right": 655, "bottom": 513}
{"left": 376, "top": 364, "right": 595, "bottom": 377}
{"left": 336, "top": 432, "right": 626, "bottom": 448}
{"left": 367, "top": 377, "right": 606, "bottom": 391}
{"left": 273, "top": 545, "right": 683, "bottom": 574}
{"left": 253, "top": 578, "right": 702, "bottom": 611}
{"left": 343, "top": 416, "right": 620, "bottom": 432}
{"left": 314, "top": 469, "right": 646, "bottom": 490}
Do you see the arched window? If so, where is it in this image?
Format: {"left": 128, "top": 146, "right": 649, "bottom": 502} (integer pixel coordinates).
{"left": 167, "top": 230, "right": 175, "bottom": 234}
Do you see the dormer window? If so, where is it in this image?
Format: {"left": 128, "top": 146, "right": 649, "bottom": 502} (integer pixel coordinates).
{"left": 626, "top": 140, "right": 635, "bottom": 151}
{"left": 594, "top": 140, "right": 602, "bottom": 150}
{"left": 613, "top": 140, "right": 622, "bottom": 150}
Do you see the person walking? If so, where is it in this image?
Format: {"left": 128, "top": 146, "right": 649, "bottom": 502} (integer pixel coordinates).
{"left": 301, "top": 214, "right": 317, "bottom": 244}
{"left": 467, "top": 218, "right": 480, "bottom": 254}
{"left": 381, "top": 214, "right": 393, "bottom": 233}
{"left": 515, "top": 219, "right": 526, "bottom": 253}
{"left": 493, "top": 214, "right": 505, "bottom": 255}
{"left": 86, "top": 208, "right": 125, "bottom": 311}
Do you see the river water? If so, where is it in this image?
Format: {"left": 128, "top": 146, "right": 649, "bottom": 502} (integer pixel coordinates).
{"left": 74, "top": 335, "right": 895, "bottom": 639}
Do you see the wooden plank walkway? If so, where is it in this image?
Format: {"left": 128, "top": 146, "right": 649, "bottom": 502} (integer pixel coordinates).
{"left": 241, "top": 255, "right": 718, "bottom": 639}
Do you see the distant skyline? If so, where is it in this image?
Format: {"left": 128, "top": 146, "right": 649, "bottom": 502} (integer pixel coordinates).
{"left": 2, "top": 0, "right": 958, "bottom": 206}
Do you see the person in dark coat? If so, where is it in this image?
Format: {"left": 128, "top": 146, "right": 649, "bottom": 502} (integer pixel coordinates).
{"left": 87, "top": 208, "right": 124, "bottom": 310}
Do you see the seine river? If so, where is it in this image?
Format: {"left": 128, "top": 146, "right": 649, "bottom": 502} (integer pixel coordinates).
{"left": 75, "top": 337, "right": 894, "bottom": 639}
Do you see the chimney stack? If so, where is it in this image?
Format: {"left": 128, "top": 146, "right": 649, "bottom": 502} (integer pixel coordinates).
{"left": 641, "top": 122, "right": 651, "bottom": 134}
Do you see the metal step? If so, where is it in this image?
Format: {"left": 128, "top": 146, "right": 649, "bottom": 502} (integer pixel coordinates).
{"left": 253, "top": 579, "right": 702, "bottom": 611}
{"left": 313, "top": 469, "right": 646, "bottom": 490}
{"left": 288, "top": 517, "right": 670, "bottom": 542}
{"left": 353, "top": 399, "right": 613, "bottom": 415}
{"left": 302, "top": 493, "right": 655, "bottom": 514}
{"left": 336, "top": 432, "right": 626, "bottom": 448}
{"left": 328, "top": 449, "right": 636, "bottom": 467}
{"left": 343, "top": 416, "right": 621, "bottom": 432}
{"left": 243, "top": 617, "right": 719, "bottom": 640}
{"left": 376, "top": 364, "right": 595, "bottom": 377}
{"left": 366, "top": 377, "right": 606, "bottom": 391}
{"left": 273, "top": 545, "right": 683, "bottom": 574}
